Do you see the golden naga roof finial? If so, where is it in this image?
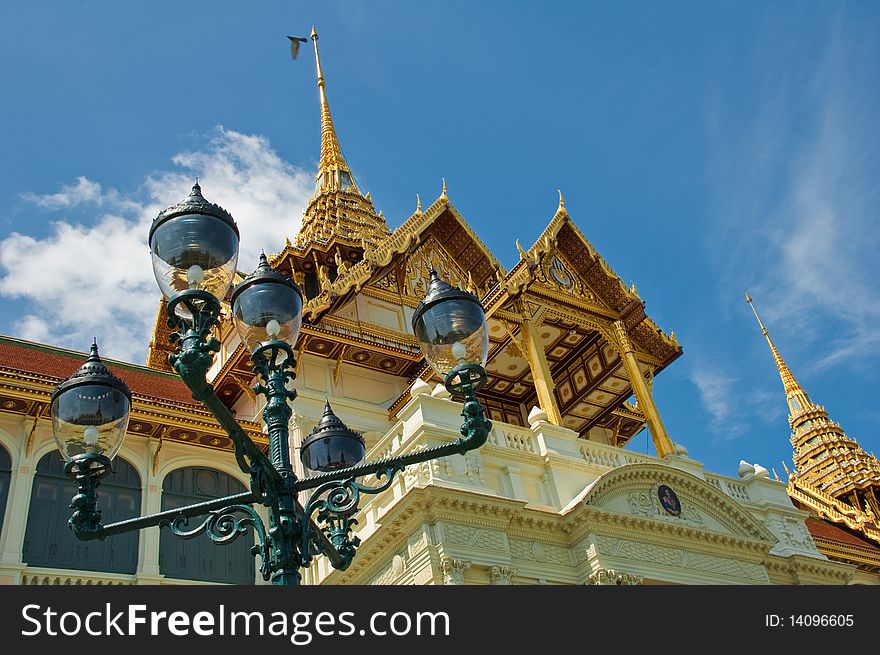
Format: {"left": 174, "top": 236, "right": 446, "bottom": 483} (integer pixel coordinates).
{"left": 415, "top": 194, "right": 422, "bottom": 214}
{"left": 745, "top": 293, "right": 801, "bottom": 397}
{"left": 782, "top": 460, "right": 791, "bottom": 478}
{"left": 440, "top": 177, "right": 448, "bottom": 200}
{"left": 557, "top": 189, "right": 566, "bottom": 213}
{"left": 516, "top": 239, "right": 527, "bottom": 260}
{"left": 310, "top": 26, "right": 356, "bottom": 193}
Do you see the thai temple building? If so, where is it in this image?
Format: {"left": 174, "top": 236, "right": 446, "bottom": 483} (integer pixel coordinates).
{"left": 0, "top": 30, "right": 877, "bottom": 586}
{"left": 745, "top": 296, "right": 880, "bottom": 581}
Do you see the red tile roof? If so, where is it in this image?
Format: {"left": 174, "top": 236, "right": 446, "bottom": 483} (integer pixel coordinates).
{"left": 0, "top": 336, "right": 198, "bottom": 406}
{"left": 806, "top": 517, "right": 880, "bottom": 553}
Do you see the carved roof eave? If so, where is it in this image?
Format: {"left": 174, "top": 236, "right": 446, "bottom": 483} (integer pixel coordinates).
{"left": 811, "top": 535, "right": 880, "bottom": 571}
{"left": 0, "top": 369, "right": 266, "bottom": 446}
{"left": 269, "top": 234, "right": 364, "bottom": 267}
{"left": 483, "top": 208, "right": 681, "bottom": 368}
{"left": 299, "top": 194, "right": 505, "bottom": 322}
{"left": 788, "top": 476, "right": 880, "bottom": 545}
{"left": 209, "top": 341, "right": 250, "bottom": 391}
{"left": 210, "top": 321, "right": 425, "bottom": 399}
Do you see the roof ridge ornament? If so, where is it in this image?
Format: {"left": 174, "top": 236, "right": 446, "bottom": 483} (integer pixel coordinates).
{"left": 310, "top": 27, "right": 356, "bottom": 192}
{"left": 745, "top": 293, "right": 802, "bottom": 397}
{"left": 295, "top": 28, "right": 390, "bottom": 250}
{"left": 748, "top": 293, "right": 880, "bottom": 530}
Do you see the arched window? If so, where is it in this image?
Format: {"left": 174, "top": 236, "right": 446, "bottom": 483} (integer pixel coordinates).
{"left": 0, "top": 444, "right": 11, "bottom": 535}
{"left": 23, "top": 452, "right": 141, "bottom": 574}
{"left": 159, "top": 467, "right": 254, "bottom": 584}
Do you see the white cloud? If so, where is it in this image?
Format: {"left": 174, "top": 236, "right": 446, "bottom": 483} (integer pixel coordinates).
{"left": 0, "top": 127, "right": 313, "bottom": 363}
{"left": 20, "top": 176, "right": 104, "bottom": 209}
{"left": 689, "top": 366, "right": 747, "bottom": 438}
{"left": 696, "top": 16, "right": 880, "bottom": 430}
{"left": 706, "top": 18, "right": 878, "bottom": 325}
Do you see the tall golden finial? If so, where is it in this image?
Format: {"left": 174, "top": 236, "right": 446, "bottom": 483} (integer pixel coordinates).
{"left": 415, "top": 194, "right": 422, "bottom": 214}
{"left": 296, "top": 28, "right": 389, "bottom": 250}
{"left": 311, "top": 27, "right": 356, "bottom": 193}
{"left": 440, "top": 177, "right": 448, "bottom": 200}
{"left": 745, "top": 293, "right": 802, "bottom": 397}
{"left": 557, "top": 189, "right": 566, "bottom": 213}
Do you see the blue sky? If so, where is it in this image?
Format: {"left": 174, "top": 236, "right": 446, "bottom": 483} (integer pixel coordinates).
{"left": 0, "top": 1, "right": 878, "bottom": 479}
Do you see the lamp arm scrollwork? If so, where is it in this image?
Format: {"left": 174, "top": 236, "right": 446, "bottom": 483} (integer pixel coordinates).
{"left": 295, "top": 365, "right": 492, "bottom": 572}
{"left": 62, "top": 276, "right": 492, "bottom": 586}
{"left": 294, "top": 367, "right": 492, "bottom": 493}
{"left": 160, "top": 503, "right": 273, "bottom": 582}
{"left": 299, "top": 466, "right": 403, "bottom": 570}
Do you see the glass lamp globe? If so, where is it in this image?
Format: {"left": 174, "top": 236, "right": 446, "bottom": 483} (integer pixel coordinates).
{"left": 149, "top": 182, "right": 240, "bottom": 315}
{"left": 50, "top": 341, "right": 132, "bottom": 462}
{"left": 230, "top": 253, "right": 303, "bottom": 358}
{"left": 411, "top": 270, "right": 489, "bottom": 377}
{"left": 300, "top": 401, "right": 366, "bottom": 473}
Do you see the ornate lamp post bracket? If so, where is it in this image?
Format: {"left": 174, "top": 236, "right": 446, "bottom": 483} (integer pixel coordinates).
{"left": 54, "top": 185, "right": 491, "bottom": 585}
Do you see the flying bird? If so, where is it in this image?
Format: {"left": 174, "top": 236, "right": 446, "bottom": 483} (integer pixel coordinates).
{"left": 287, "top": 35, "right": 308, "bottom": 60}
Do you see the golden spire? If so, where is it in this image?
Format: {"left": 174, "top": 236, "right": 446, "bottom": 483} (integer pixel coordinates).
{"left": 295, "top": 28, "right": 390, "bottom": 250}
{"left": 745, "top": 293, "right": 802, "bottom": 398}
{"left": 748, "top": 294, "right": 880, "bottom": 539}
{"left": 311, "top": 26, "right": 357, "bottom": 193}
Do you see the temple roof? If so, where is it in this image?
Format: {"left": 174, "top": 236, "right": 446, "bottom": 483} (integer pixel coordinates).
{"left": 0, "top": 335, "right": 195, "bottom": 406}
{"left": 805, "top": 518, "right": 880, "bottom": 572}
{"left": 144, "top": 32, "right": 681, "bottom": 448}
{"left": 747, "top": 295, "right": 880, "bottom": 545}
{"left": 295, "top": 28, "right": 390, "bottom": 250}
{"left": 0, "top": 335, "right": 266, "bottom": 455}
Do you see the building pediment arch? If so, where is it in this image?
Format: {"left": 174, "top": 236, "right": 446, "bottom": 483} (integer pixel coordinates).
{"left": 573, "top": 463, "right": 777, "bottom": 544}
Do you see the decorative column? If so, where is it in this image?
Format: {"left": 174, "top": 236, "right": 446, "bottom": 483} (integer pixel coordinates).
{"left": 587, "top": 568, "right": 643, "bottom": 585}
{"left": 0, "top": 416, "right": 38, "bottom": 575}
{"left": 490, "top": 565, "right": 516, "bottom": 585}
{"left": 612, "top": 320, "right": 674, "bottom": 458}
{"left": 440, "top": 556, "right": 471, "bottom": 585}
{"left": 136, "top": 437, "right": 164, "bottom": 582}
{"left": 520, "top": 317, "right": 563, "bottom": 426}
{"left": 289, "top": 410, "right": 306, "bottom": 478}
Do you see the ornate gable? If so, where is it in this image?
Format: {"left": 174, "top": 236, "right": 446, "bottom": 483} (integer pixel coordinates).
{"left": 575, "top": 463, "right": 777, "bottom": 543}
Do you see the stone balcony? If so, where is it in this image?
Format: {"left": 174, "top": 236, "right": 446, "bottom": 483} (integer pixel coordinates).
{"left": 307, "top": 390, "right": 835, "bottom": 585}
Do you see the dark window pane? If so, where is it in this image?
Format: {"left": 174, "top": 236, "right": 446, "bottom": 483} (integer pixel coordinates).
{"left": 23, "top": 452, "right": 141, "bottom": 575}
{"left": 159, "top": 467, "right": 254, "bottom": 585}
{"left": 0, "top": 445, "right": 9, "bottom": 534}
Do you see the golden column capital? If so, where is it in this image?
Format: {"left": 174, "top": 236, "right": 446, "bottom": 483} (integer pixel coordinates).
{"left": 613, "top": 319, "right": 634, "bottom": 353}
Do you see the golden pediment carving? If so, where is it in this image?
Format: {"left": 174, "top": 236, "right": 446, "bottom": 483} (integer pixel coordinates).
{"left": 404, "top": 238, "right": 468, "bottom": 298}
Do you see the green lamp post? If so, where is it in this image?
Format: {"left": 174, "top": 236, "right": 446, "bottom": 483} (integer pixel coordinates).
{"left": 57, "top": 183, "right": 492, "bottom": 586}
